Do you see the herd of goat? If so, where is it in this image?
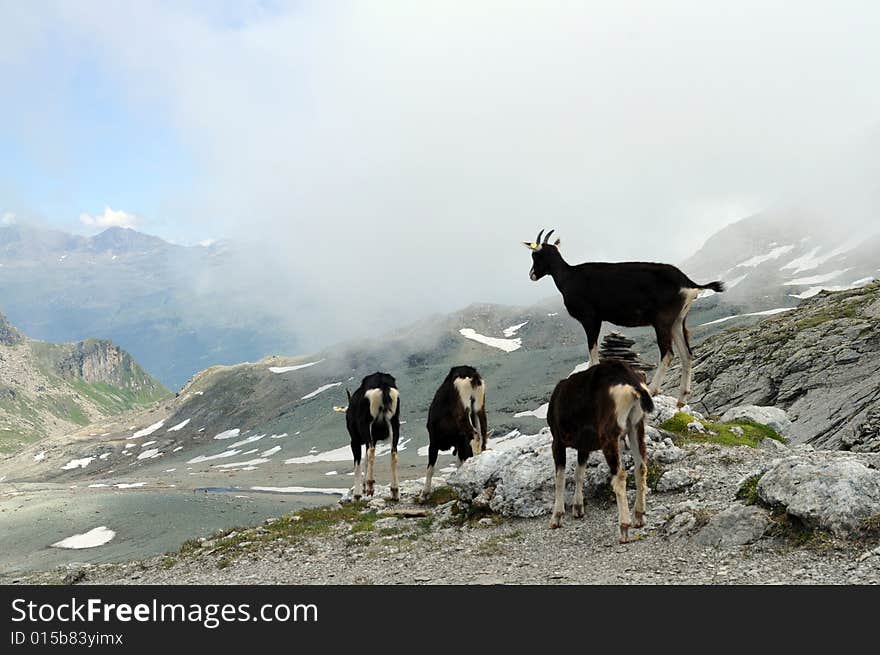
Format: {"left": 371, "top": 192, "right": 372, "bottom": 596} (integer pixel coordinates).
{"left": 343, "top": 230, "right": 725, "bottom": 543}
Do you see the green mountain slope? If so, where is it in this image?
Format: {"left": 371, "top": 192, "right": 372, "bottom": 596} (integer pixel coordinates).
{"left": 0, "top": 313, "right": 170, "bottom": 453}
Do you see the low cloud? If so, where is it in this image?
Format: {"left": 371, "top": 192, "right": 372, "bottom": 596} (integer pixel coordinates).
{"left": 1, "top": 211, "right": 15, "bottom": 225}
{"left": 79, "top": 206, "right": 139, "bottom": 229}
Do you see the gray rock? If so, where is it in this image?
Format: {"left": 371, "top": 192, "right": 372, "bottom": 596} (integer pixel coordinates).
{"left": 656, "top": 468, "right": 701, "bottom": 492}
{"left": 835, "top": 349, "right": 860, "bottom": 364}
{"left": 650, "top": 395, "right": 695, "bottom": 424}
{"left": 757, "top": 454, "right": 880, "bottom": 535}
{"left": 694, "top": 504, "right": 769, "bottom": 547}
{"left": 648, "top": 438, "right": 686, "bottom": 464}
{"left": 720, "top": 405, "right": 791, "bottom": 435}
{"left": 447, "top": 429, "right": 618, "bottom": 518}
{"left": 373, "top": 517, "right": 399, "bottom": 530}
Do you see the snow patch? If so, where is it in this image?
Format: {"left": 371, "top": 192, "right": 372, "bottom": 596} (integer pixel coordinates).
{"left": 61, "top": 457, "right": 95, "bottom": 470}
{"left": 213, "top": 458, "right": 270, "bottom": 469}
{"left": 568, "top": 362, "right": 590, "bottom": 377}
{"left": 115, "top": 482, "right": 146, "bottom": 489}
{"left": 33, "top": 451, "right": 46, "bottom": 462}
{"left": 187, "top": 449, "right": 243, "bottom": 464}
{"left": 502, "top": 321, "right": 528, "bottom": 337}
{"left": 167, "top": 419, "right": 191, "bottom": 432}
{"left": 229, "top": 434, "right": 266, "bottom": 448}
{"left": 514, "top": 403, "right": 549, "bottom": 420}
{"left": 301, "top": 382, "right": 342, "bottom": 400}
{"left": 261, "top": 446, "right": 281, "bottom": 457}
{"left": 269, "top": 359, "right": 324, "bottom": 374}
{"left": 51, "top": 526, "right": 115, "bottom": 549}
{"left": 213, "top": 429, "right": 241, "bottom": 440}
{"left": 131, "top": 421, "right": 164, "bottom": 439}
{"left": 459, "top": 328, "right": 522, "bottom": 353}
{"left": 736, "top": 245, "right": 795, "bottom": 268}
{"left": 784, "top": 268, "right": 852, "bottom": 286}
{"left": 137, "top": 449, "right": 162, "bottom": 460}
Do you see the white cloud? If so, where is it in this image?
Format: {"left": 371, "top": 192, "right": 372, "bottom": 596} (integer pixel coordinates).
{"left": 79, "top": 206, "right": 139, "bottom": 229}
{"left": 1, "top": 212, "right": 15, "bottom": 225}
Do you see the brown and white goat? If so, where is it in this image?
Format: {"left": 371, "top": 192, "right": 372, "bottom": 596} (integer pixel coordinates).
{"left": 421, "top": 366, "right": 488, "bottom": 500}
{"left": 524, "top": 229, "right": 724, "bottom": 406}
{"left": 547, "top": 360, "right": 654, "bottom": 543}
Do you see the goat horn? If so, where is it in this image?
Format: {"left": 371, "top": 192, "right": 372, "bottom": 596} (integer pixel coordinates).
{"left": 536, "top": 229, "right": 545, "bottom": 244}
{"left": 544, "top": 229, "right": 555, "bottom": 244}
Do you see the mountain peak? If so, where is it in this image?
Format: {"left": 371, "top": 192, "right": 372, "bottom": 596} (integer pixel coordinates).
{"left": 88, "top": 227, "right": 170, "bottom": 253}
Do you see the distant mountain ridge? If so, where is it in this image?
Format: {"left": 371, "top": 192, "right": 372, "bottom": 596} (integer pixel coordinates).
{"left": 0, "top": 223, "right": 299, "bottom": 389}
{"left": 682, "top": 210, "right": 878, "bottom": 313}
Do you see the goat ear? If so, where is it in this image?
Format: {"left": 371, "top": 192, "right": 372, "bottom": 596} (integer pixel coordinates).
{"left": 522, "top": 241, "right": 538, "bottom": 250}
{"left": 554, "top": 238, "right": 561, "bottom": 247}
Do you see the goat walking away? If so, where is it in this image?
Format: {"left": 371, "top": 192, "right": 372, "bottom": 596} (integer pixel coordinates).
{"left": 421, "top": 365, "right": 488, "bottom": 501}
{"left": 345, "top": 372, "right": 402, "bottom": 501}
{"left": 547, "top": 360, "right": 654, "bottom": 543}
{"left": 524, "top": 229, "right": 724, "bottom": 407}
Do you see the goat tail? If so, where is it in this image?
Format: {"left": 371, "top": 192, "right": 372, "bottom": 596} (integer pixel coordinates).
{"left": 698, "top": 280, "right": 725, "bottom": 293}
{"left": 636, "top": 383, "right": 654, "bottom": 414}
{"left": 381, "top": 386, "right": 393, "bottom": 413}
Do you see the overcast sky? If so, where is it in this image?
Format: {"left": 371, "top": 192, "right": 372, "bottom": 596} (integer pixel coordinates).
{"left": 1, "top": 1, "right": 879, "bottom": 337}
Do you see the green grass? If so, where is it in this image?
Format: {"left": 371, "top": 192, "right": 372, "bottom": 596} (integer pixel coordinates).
{"left": 736, "top": 475, "right": 762, "bottom": 506}
{"left": 419, "top": 486, "right": 458, "bottom": 506}
{"left": 70, "top": 380, "right": 169, "bottom": 414}
{"left": 659, "top": 412, "right": 784, "bottom": 448}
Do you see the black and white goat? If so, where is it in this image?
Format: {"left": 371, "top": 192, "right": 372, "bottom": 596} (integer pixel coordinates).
{"left": 524, "top": 229, "right": 724, "bottom": 407}
{"left": 547, "top": 360, "right": 654, "bottom": 543}
{"left": 345, "top": 372, "right": 401, "bottom": 501}
{"left": 421, "top": 366, "right": 488, "bottom": 500}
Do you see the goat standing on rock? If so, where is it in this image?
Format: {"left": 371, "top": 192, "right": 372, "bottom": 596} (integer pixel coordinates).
{"left": 421, "top": 366, "right": 488, "bottom": 501}
{"left": 345, "top": 372, "right": 401, "bottom": 501}
{"left": 547, "top": 360, "right": 654, "bottom": 543}
{"left": 524, "top": 229, "right": 724, "bottom": 407}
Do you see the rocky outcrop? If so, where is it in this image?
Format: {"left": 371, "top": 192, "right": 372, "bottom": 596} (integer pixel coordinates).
{"left": 55, "top": 340, "right": 147, "bottom": 388}
{"left": 0, "top": 312, "right": 24, "bottom": 346}
{"left": 754, "top": 452, "right": 880, "bottom": 536}
{"left": 676, "top": 283, "right": 880, "bottom": 451}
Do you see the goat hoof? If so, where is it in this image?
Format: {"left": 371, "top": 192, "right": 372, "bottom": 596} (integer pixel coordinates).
{"left": 389, "top": 487, "right": 399, "bottom": 502}
{"left": 633, "top": 512, "right": 645, "bottom": 528}
{"left": 618, "top": 523, "right": 631, "bottom": 544}
{"left": 353, "top": 494, "right": 362, "bottom": 501}
{"left": 572, "top": 504, "right": 584, "bottom": 519}
{"left": 549, "top": 513, "right": 564, "bottom": 529}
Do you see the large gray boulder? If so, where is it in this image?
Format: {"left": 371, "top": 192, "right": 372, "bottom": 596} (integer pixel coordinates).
{"left": 720, "top": 405, "right": 791, "bottom": 435}
{"left": 447, "top": 429, "right": 615, "bottom": 518}
{"left": 757, "top": 454, "right": 880, "bottom": 536}
{"left": 694, "top": 504, "right": 769, "bottom": 547}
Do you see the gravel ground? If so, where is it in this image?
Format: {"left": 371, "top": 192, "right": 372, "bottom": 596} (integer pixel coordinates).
{"left": 10, "top": 439, "right": 880, "bottom": 586}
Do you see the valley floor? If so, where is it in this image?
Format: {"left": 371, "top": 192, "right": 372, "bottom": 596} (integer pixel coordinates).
{"left": 9, "top": 488, "right": 880, "bottom": 586}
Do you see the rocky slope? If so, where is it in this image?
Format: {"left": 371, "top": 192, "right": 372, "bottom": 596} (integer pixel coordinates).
{"left": 0, "top": 312, "right": 170, "bottom": 453}
{"left": 670, "top": 282, "right": 880, "bottom": 451}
